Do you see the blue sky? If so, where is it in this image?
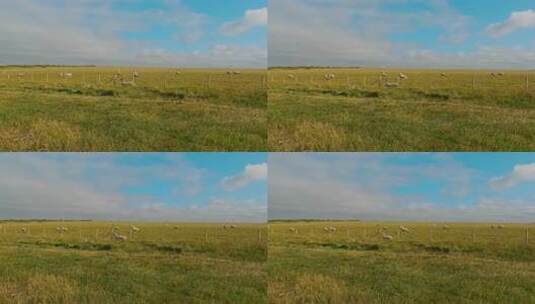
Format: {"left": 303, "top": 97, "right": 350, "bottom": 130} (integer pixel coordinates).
{"left": 0, "top": 153, "right": 267, "bottom": 222}
{"left": 269, "top": 153, "right": 535, "bottom": 222}
{"left": 0, "top": 0, "right": 267, "bottom": 67}
{"left": 269, "top": 0, "right": 535, "bottom": 68}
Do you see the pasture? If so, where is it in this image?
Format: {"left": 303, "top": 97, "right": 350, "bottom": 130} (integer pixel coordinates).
{"left": 0, "top": 220, "right": 267, "bottom": 304}
{"left": 268, "top": 221, "right": 535, "bottom": 304}
{"left": 269, "top": 68, "right": 535, "bottom": 151}
{"left": 0, "top": 66, "right": 266, "bottom": 151}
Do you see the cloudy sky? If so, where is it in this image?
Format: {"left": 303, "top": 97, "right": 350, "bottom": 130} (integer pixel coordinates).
{"left": 269, "top": 153, "right": 535, "bottom": 222}
{"left": 0, "top": 153, "right": 267, "bottom": 222}
{"left": 269, "top": 0, "right": 535, "bottom": 68}
{"left": 0, "top": 0, "right": 267, "bottom": 67}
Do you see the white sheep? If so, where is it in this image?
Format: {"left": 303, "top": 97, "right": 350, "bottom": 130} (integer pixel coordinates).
{"left": 112, "top": 231, "right": 127, "bottom": 241}
{"left": 59, "top": 72, "right": 73, "bottom": 78}
{"left": 287, "top": 74, "right": 296, "bottom": 79}
{"left": 443, "top": 224, "right": 450, "bottom": 230}
{"left": 56, "top": 226, "right": 68, "bottom": 233}
{"left": 324, "top": 226, "right": 336, "bottom": 233}
{"left": 288, "top": 227, "right": 297, "bottom": 233}
{"left": 385, "top": 82, "right": 400, "bottom": 88}
{"left": 398, "top": 73, "right": 408, "bottom": 80}
{"left": 130, "top": 225, "right": 140, "bottom": 232}
{"left": 133, "top": 71, "right": 140, "bottom": 78}
{"left": 440, "top": 73, "right": 447, "bottom": 78}
{"left": 382, "top": 232, "right": 393, "bottom": 240}
{"left": 21, "top": 227, "right": 27, "bottom": 233}
{"left": 399, "top": 225, "right": 410, "bottom": 233}
{"left": 324, "top": 73, "right": 335, "bottom": 81}
{"left": 497, "top": 224, "right": 505, "bottom": 229}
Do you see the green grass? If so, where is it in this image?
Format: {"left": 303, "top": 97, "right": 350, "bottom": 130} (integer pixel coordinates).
{"left": 0, "top": 67, "right": 266, "bottom": 151}
{"left": 0, "top": 221, "right": 267, "bottom": 304}
{"left": 268, "top": 221, "right": 535, "bottom": 304}
{"left": 268, "top": 68, "right": 535, "bottom": 151}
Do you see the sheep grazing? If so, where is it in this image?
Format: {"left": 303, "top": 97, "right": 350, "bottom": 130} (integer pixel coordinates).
{"left": 288, "top": 227, "right": 297, "bottom": 233}
{"left": 440, "top": 73, "right": 447, "bottom": 78}
{"left": 324, "top": 73, "right": 335, "bottom": 81}
{"left": 324, "top": 226, "right": 336, "bottom": 233}
{"left": 497, "top": 72, "right": 504, "bottom": 76}
{"left": 130, "top": 225, "right": 140, "bottom": 233}
{"left": 398, "top": 73, "right": 408, "bottom": 80}
{"left": 490, "top": 224, "right": 496, "bottom": 229}
{"left": 56, "top": 226, "right": 68, "bottom": 233}
{"left": 21, "top": 227, "right": 27, "bottom": 233}
{"left": 385, "top": 82, "right": 400, "bottom": 88}
{"left": 59, "top": 72, "right": 73, "bottom": 78}
{"left": 442, "top": 224, "right": 450, "bottom": 230}
{"left": 230, "top": 224, "right": 238, "bottom": 229}
{"left": 121, "top": 79, "right": 136, "bottom": 86}
{"left": 175, "top": 71, "right": 181, "bottom": 75}
{"left": 382, "top": 232, "right": 393, "bottom": 240}
{"left": 490, "top": 73, "right": 496, "bottom": 78}
{"left": 16, "top": 72, "right": 25, "bottom": 78}
{"left": 173, "top": 226, "right": 179, "bottom": 230}
{"left": 133, "top": 71, "right": 140, "bottom": 78}
{"left": 497, "top": 224, "right": 505, "bottom": 229}
{"left": 399, "top": 225, "right": 410, "bottom": 233}
{"left": 287, "top": 74, "right": 296, "bottom": 79}
{"left": 112, "top": 231, "right": 127, "bottom": 241}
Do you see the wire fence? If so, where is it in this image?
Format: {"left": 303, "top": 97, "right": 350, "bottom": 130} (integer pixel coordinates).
{"left": 270, "top": 224, "right": 534, "bottom": 247}
{"left": 0, "top": 69, "right": 268, "bottom": 91}
{"left": 269, "top": 72, "right": 535, "bottom": 94}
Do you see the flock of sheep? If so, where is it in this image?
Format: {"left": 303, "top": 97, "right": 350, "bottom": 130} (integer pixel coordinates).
{"left": 285, "top": 223, "right": 510, "bottom": 241}
{"left": 14, "top": 223, "right": 241, "bottom": 242}
{"left": 285, "top": 70, "right": 509, "bottom": 89}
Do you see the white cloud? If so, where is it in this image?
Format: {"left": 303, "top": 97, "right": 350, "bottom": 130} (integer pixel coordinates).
{"left": 222, "top": 163, "right": 267, "bottom": 191}
{"left": 486, "top": 10, "right": 535, "bottom": 38}
{"left": 0, "top": 154, "right": 266, "bottom": 222}
{"left": 490, "top": 163, "right": 535, "bottom": 190}
{"left": 221, "top": 8, "right": 268, "bottom": 36}
{"left": 269, "top": 153, "right": 535, "bottom": 222}
{"left": 129, "top": 199, "right": 267, "bottom": 223}
{"left": 133, "top": 45, "right": 267, "bottom": 68}
{"left": 0, "top": 1, "right": 266, "bottom": 67}
{"left": 269, "top": 0, "right": 534, "bottom": 69}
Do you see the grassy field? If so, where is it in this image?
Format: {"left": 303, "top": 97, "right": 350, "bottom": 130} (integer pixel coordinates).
{"left": 0, "top": 67, "right": 266, "bottom": 151}
{"left": 269, "top": 68, "right": 535, "bottom": 151}
{"left": 0, "top": 220, "right": 266, "bottom": 304}
{"left": 268, "top": 221, "right": 535, "bottom": 304}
